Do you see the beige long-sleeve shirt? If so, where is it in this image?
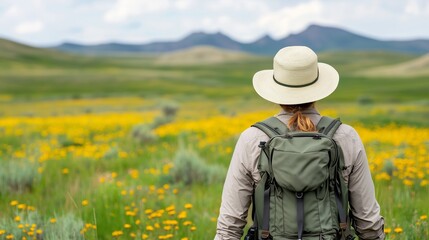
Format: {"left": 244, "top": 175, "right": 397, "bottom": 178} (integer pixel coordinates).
{"left": 215, "top": 108, "right": 385, "bottom": 240}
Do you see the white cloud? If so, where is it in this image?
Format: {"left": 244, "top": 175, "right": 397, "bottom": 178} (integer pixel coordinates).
{"left": 104, "top": 0, "right": 170, "bottom": 23}
{"left": 257, "top": 1, "right": 323, "bottom": 38}
{"left": 205, "top": 0, "right": 269, "bottom": 14}
{"left": 4, "top": 5, "right": 21, "bottom": 17}
{"left": 1, "top": 0, "right": 428, "bottom": 46}
{"left": 405, "top": 0, "right": 420, "bottom": 15}
{"left": 15, "top": 20, "right": 44, "bottom": 34}
{"left": 174, "top": 0, "right": 194, "bottom": 10}
{"left": 404, "top": 0, "right": 429, "bottom": 15}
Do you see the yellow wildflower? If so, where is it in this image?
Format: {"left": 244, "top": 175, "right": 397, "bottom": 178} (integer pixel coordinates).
{"left": 81, "top": 200, "right": 89, "bottom": 206}
{"left": 126, "top": 211, "right": 136, "bottom": 216}
{"left": 112, "top": 231, "right": 123, "bottom": 237}
{"left": 420, "top": 215, "right": 427, "bottom": 220}
{"left": 146, "top": 226, "right": 154, "bottom": 231}
{"left": 168, "top": 210, "right": 176, "bottom": 216}
{"left": 184, "top": 203, "right": 192, "bottom": 209}
{"left": 403, "top": 179, "right": 413, "bottom": 186}
{"left": 165, "top": 205, "right": 175, "bottom": 212}
{"left": 129, "top": 169, "right": 139, "bottom": 179}
{"left": 10, "top": 200, "right": 19, "bottom": 206}
{"left": 183, "top": 221, "right": 192, "bottom": 226}
{"left": 178, "top": 211, "right": 187, "bottom": 219}
{"left": 394, "top": 227, "right": 403, "bottom": 233}
{"left": 99, "top": 177, "right": 106, "bottom": 183}
{"left": 17, "top": 204, "right": 26, "bottom": 210}
{"left": 27, "top": 206, "right": 36, "bottom": 211}
{"left": 145, "top": 209, "right": 153, "bottom": 214}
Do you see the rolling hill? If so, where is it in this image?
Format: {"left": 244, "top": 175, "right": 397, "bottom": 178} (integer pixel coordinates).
{"left": 155, "top": 46, "right": 257, "bottom": 65}
{"left": 0, "top": 38, "right": 58, "bottom": 58}
{"left": 52, "top": 24, "right": 429, "bottom": 55}
{"left": 0, "top": 37, "right": 82, "bottom": 66}
{"left": 1, "top": 36, "right": 428, "bottom": 108}
{"left": 361, "top": 53, "right": 429, "bottom": 77}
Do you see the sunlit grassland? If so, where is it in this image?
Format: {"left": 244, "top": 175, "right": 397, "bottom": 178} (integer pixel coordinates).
{"left": 0, "top": 103, "right": 427, "bottom": 239}
{"left": 0, "top": 46, "right": 428, "bottom": 239}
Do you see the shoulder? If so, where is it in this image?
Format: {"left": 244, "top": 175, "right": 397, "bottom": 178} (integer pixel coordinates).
{"left": 238, "top": 126, "right": 270, "bottom": 146}
{"left": 333, "top": 122, "right": 366, "bottom": 168}
{"left": 333, "top": 122, "right": 362, "bottom": 143}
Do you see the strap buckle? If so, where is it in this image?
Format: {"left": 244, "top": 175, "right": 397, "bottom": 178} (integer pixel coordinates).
{"left": 261, "top": 230, "right": 270, "bottom": 239}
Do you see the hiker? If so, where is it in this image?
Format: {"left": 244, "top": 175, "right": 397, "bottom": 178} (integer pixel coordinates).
{"left": 215, "top": 46, "right": 385, "bottom": 240}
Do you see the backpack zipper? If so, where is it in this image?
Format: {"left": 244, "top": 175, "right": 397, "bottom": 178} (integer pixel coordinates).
{"left": 270, "top": 133, "right": 340, "bottom": 167}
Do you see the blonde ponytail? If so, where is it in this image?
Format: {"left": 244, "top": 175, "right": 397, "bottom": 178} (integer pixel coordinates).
{"left": 281, "top": 102, "right": 316, "bottom": 132}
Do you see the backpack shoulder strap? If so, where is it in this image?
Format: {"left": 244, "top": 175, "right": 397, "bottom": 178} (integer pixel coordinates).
{"left": 318, "top": 116, "right": 351, "bottom": 237}
{"left": 316, "top": 116, "right": 342, "bottom": 138}
{"left": 251, "top": 117, "right": 288, "bottom": 138}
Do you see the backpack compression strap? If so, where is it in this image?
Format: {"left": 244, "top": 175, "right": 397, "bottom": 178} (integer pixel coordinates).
{"left": 251, "top": 117, "right": 287, "bottom": 240}
{"left": 251, "top": 117, "right": 288, "bottom": 138}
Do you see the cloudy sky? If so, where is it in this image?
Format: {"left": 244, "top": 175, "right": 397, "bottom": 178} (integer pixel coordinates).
{"left": 0, "top": 0, "right": 428, "bottom": 47}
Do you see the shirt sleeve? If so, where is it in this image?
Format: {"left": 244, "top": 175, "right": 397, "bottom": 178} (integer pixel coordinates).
{"left": 346, "top": 128, "right": 385, "bottom": 240}
{"left": 215, "top": 128, "right": 264, "bottom": 240}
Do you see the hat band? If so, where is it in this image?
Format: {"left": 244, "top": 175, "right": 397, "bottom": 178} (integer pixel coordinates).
{"left": 273, "top": 69, "right": 319, "bottom": 88}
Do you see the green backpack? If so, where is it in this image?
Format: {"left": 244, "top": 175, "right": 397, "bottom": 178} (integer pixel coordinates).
{"left": 246, "top": 116, "right": 354, "bottom": 240}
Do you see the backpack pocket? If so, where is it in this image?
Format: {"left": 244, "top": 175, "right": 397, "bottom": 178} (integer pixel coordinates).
{"left": 271, "top": 149, "right": 330, "bottom": 192}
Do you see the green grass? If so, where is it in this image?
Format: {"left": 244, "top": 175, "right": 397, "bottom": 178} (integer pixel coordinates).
{"left": 1, "top": 42, "right": 427, "bottom": 105}
{"left": 0, "top": 42, "right": 428, "bottom": 239}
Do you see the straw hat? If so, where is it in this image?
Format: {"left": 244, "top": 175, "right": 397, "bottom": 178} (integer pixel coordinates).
{"left": 252, "top": 46, "right": 339, "bottom": 105}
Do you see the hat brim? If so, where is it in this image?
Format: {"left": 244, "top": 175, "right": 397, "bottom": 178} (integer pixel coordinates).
{"left": 252, "top": 63, "right": 339, "bottom": 105}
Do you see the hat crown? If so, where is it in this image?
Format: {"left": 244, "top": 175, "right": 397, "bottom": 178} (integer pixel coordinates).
{"left": 273, "top": 46, "right": 318, "bottom": 87}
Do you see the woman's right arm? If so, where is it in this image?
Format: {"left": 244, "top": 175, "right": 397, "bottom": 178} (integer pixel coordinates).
{"left": 215, "top": 128, "right": 266, "bottom": 240}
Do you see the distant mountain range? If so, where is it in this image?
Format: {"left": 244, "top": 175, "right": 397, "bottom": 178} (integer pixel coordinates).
{"left": 49, "top": 24, "right": 429, "bottom": 55}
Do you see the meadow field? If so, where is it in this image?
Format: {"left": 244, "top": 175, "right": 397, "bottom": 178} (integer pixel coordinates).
{"left": 0, "top": 41, "right": 428, "bottom": 239}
